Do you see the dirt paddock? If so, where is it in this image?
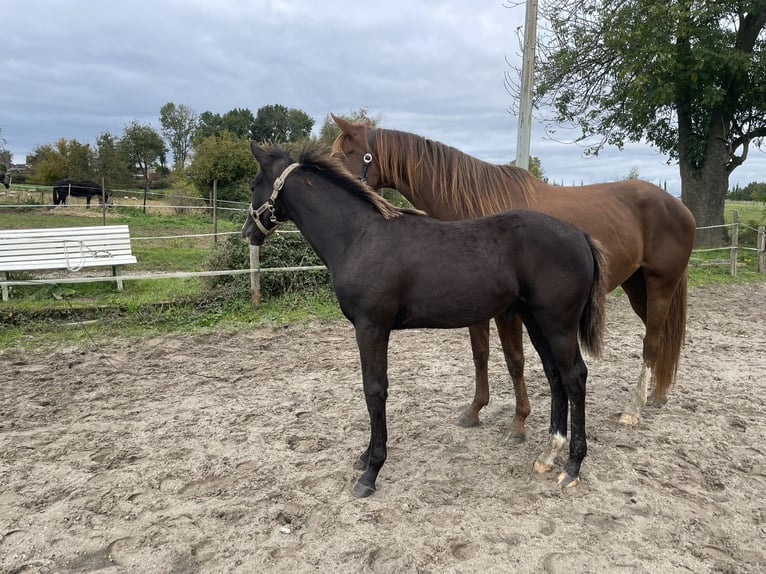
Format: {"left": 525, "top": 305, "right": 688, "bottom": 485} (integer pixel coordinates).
{"left": 1, "top": 282, "right": 765, "bottom": 573}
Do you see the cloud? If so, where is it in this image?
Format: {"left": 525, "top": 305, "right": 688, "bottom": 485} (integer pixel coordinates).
{"left": 1, "top": 0, "right": 763, "bottom": 194}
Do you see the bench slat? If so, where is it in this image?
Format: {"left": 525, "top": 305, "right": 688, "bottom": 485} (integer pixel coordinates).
{"left": 0, "top": 225, "right": 137, "bottom": 274}
{"left": 0, "top": 225, "right": 132, "bottom": 238}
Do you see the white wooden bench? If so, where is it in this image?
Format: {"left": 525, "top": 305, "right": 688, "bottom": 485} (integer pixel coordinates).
{"left": 0, "top": 225, "right": 137, "bottom": 301}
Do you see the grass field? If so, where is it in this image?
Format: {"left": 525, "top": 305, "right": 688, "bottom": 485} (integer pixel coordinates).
{"left": 1, "top": 190, "right": 764, "bottom": 348}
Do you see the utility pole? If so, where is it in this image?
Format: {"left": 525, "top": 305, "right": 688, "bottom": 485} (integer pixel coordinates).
{"left": 515, "top": 0, "right": 538, "bottom": 171}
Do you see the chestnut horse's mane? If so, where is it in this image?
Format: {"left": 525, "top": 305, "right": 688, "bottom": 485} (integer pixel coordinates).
{"left": 337, "top": 127, "right": 538, "bottom": 218}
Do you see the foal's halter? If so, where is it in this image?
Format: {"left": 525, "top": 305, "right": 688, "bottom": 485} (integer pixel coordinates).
{"left": 358, "top": 127, "right": 378, "bottom": 183}
{"left": 247, "top": 162, "right": 301, "bottom": 237}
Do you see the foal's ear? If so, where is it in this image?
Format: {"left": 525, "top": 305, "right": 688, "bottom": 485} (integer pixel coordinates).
{"left": 250, "top": 141, "right": 268, "bottom": 168}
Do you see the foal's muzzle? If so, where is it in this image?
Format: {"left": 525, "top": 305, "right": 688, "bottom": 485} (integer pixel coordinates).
{"left": 242, "top": 202, "right": 280, "bottom": 245}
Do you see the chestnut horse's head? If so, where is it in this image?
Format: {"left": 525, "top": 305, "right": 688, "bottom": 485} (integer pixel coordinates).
{"left": 330, "top": 114, "right": 387, "bottom": 189}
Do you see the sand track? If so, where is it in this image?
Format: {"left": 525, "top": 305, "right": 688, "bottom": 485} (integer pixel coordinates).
{"left": 1, "top": 282, "right": 765, "bottom": 573}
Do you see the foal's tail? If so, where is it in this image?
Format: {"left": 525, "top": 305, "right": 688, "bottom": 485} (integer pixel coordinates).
{"left": 579, "top": 236, "right": 608, "bottom": 357}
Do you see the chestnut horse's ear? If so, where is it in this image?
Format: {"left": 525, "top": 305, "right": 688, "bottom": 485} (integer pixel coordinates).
{"left": 250, "top": 141, "right": 268, "bottom": 167}
{"left": 331, "top": 113, "right": 355, "bottom": 134}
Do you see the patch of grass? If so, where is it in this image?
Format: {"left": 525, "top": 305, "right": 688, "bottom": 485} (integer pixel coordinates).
{"left": 0, "top": 286, "right": 343, "bottom": 349}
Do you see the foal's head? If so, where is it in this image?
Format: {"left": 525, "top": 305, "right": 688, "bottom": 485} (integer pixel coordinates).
{"left": 243, "top": 141, "right": 405, "bottom": 246}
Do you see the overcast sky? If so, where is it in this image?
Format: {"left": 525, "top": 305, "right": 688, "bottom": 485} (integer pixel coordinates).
{"left": 2, "top": 0, "right": 764, "bottom": 196}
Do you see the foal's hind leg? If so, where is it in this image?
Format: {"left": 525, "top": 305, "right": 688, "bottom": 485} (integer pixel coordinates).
{"left": 495, "top": 314, "right": 529, "bottom": 443}
{"left": 457, "top": 322, "right": 491, "bottom": 427}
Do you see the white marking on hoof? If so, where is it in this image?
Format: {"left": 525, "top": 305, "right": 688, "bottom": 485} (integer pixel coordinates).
{"left": 557, "top": 472, "right": 580, "bottom": 488}
{"left": 619, "top": 413, "right": 640, "bottom": 426}
{"left": 534, "top": 460, "right": 553, "bottom": 474}
{"left": 535, "top": 432, "right": 567, "bottom": 474}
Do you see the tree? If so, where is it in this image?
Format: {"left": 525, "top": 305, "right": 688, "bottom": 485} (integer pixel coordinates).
{"left": 95, "top": 132, "right": 134, "bottom": 187}
{"left": 195, "top": 108, "right": 256, "bottom": 142}
{"left": 510, "top": 0, "right": 766, "bottom": 246}
{"left": 732, "top": 180, "right": 766, "bottom": 202}
{"left": 0, "top": 127, "right": 9, "bottom": 169}
{"left": 118, "top": 121, "right": 167, "bottom": 211}
{"left": 27, "top": 138, "right": 96, "bottom": 183}
{"left": 250, "top": 104, "right": 314, "bottom": 144}
{"left": 189, "top": 131, "right": 259, "bottom": 203}
{"left": 159, "top": 102, "right": 198, "bottom": 170}
{"left": 0, "top": 130, "right": 9, "bottom": 186}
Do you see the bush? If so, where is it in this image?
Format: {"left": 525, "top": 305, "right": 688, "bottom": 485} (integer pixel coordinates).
{"left": 204, "top": 227, "right": 331, "bottom": 301}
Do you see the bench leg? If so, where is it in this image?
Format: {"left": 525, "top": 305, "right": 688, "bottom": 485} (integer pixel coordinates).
{"left": 1, "top": 272, "right": 8, "bottom": 301}
{"left": 113, "top": 265, "right": 124, "bottom": 291}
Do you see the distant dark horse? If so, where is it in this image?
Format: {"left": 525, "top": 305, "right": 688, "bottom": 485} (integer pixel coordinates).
{"left": 1, "top": 172, "right": 9, "bottom": 190}
{"left": 52, "top": 179, "right": 112, "bottom": 208}
{"left": 242, "top": 142, "right": 607, "bottom": 497}
{"left": 332, "top": 115, "right": 696, "bottom": 435}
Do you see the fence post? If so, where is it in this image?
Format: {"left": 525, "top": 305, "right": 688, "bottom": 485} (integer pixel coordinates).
{"left": 758, "top": 226, "right": 765, "bottom": 274}
{"left": 101, "top": 177, "right": 107, "bottom": 226}
{"left": 730, "top": 210, "right": 739, "bottom": 277}
{"left": 249, "top": 245, "right": 261, "bottom": 305}
{"left": 212, "top": 179, "right": 218, "bottom": 244}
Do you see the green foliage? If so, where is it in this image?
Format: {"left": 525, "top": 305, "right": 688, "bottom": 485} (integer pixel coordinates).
{"left": 159, "top": 102, "right": 199, "bottom": 170}
{"left": 119, "top": 121, "right": 167, "bottom": 176}
{"left": 533, "top": 1, "right": 765, "bottom": 160}
{"left": 95, "top": 132, "right": 134, "bottom": 188}
{"left": 195, "top": 108, "right": 256, "bottom": 142}
{"left": 189, "top": 131, "right": 257, "bottom": 203}
{"left": 251, "top": 104, "right": 314, "bottom": 144}
{"left": 728, "top": 181, "right": 766, "bottom": 202}
{"left": 205, "top": 230, "right": 331, "bottom": 301}
{"left": 27, "top": 138, "right": 97, "bottom": 183}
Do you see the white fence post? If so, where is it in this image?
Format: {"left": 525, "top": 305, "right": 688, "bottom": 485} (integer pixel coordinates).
{"left": 249, "top": 245, "right": 261, "bottom": 305}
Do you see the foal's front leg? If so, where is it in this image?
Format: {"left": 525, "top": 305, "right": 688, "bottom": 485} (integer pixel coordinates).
{"left": 352, "top": 322, "right": 391, "bottom": 498}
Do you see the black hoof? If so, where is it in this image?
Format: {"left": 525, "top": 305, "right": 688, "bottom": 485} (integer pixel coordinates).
{"left": 505, "top": 431, "right": 526, "bottom": 445}
{"left": 557, "top": 471, "right": 580, "bottom": 489}
{"left": 456, "top": 412, "right": 481, "bottom": 428}
{"left": 352, "top": 480, "right": 376, "bottom": 498}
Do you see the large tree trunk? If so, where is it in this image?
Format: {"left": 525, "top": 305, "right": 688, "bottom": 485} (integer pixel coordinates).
{"left": 679, "top": 111, "right": 731, "bottom": 248}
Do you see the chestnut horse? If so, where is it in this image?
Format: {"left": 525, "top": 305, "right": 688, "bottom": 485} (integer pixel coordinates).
{"left": 243, "top": 141, "right": 606, "bottom": 496}
{"left": 332, "top": 115, "right": 696, "bottom": 438}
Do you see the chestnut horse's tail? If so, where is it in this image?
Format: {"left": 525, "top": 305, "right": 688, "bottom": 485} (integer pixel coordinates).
{"left": 653, "top": 272, "right": 688, "bottom": 397}
{"left": 579, "top": 236, "right": 608, "bottom": 358}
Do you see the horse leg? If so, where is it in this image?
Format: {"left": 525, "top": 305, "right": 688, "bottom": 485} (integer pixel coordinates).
{"left": 620, "top": 270, "right": 684, "bottom": 425}
{"left": 530, "top": 338, "right": 587, "bottom": 488}
{"left": 521, "top": 317, "right": 569, "bottom": 476}
{"left": 557, "top": 349, "right": 588, "bottom": 488}
{"left": 457, "top": 321, "right": 491, "bottom": 427}
{"left": 532, "top": 359, "right": 568, "bottom": 476}
{"left": 352, "top": 321, "right": 391, "bottom": 498}
{"left": 618, "top": 271, "right": 650, "bottom": 425}
{"left": 494, "top": 314, "right": 530, "bottom": 443}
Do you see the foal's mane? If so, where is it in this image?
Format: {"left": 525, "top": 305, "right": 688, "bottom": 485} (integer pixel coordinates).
{"left": 335, "top": 126, "right": 537, "bottom": 218}
{"left": 288, "top": 142, "right": 412, "bottom": 220}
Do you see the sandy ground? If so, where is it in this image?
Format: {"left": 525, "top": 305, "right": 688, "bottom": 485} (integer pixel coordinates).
{"left": 1, "top": 282, "right": 765, "bottom": 573}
